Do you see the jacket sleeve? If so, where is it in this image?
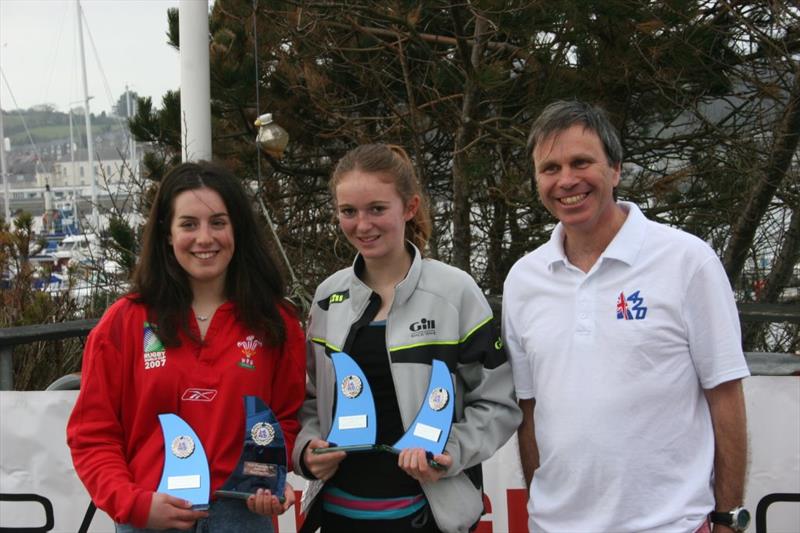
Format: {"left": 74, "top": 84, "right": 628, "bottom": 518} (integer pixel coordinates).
{"left": 66, "top": 324, "right": 153, "bottom": 528}
{"left": 291, "top": 298, "right": 325, "bottom": 479}
{"left": 443, "top": 274, "right": 522, "bottom": 476}
{"left": 272, "top": 307, "right": 307, "bottom": 472}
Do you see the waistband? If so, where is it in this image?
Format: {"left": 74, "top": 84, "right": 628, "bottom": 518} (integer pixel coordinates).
{"left": 322, "top": 486, "right": 426, "bottom": 520}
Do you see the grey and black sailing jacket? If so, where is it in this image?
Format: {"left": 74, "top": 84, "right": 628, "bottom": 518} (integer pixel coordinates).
{"left": 293, "top": 244, "right": 521, "bottom": 533}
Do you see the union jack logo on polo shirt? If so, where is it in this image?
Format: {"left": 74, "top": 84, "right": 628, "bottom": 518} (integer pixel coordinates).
{"left": 616, "top": 290, "right": 648, "bottom": 320}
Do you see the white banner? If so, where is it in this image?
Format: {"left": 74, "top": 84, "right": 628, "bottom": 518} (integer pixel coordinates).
{"left": 1, "top": 377, "right": 798, "bottom": 532}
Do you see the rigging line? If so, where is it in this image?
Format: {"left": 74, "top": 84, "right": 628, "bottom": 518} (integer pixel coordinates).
{"left": 253, "top": 0, "right": 262, "bottom": 180}
{"left": 80, "top": 3, "right": 130, "bottom": 153}
{"left": 251, "top": 0, "right": 310, "bottom": 309}
{"left": 69, "top": 7, "right": 80, "bottom": 113}
{"left": 0, "top": 68, "right": 49, "bottom": 177}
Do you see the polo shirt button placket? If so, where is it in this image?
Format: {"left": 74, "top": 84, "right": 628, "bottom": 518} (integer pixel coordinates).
{"left": 575, "top": 283, "right": 594, "bottom": 337}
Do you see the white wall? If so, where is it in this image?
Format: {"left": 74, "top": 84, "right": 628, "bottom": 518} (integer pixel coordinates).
{"left": 1, "top": 377, "right": 798, "bottom": 532}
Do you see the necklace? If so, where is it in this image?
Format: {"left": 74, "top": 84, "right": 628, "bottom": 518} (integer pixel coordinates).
{"left": 194, "top": 302, "right": 222, "bottom": 322}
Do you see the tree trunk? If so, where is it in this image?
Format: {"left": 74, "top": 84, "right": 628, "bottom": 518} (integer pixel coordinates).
{"left": 395, "top": 35, "right": 439, "bottom": 259}
{"left": 451, "top": 9, "right": 487, "bottom": 274}
{"left": 743, "top": 202, "right": 800, "bottom": 350}
{"left": 723, "top": 65, "right": 800, "bottom": 285}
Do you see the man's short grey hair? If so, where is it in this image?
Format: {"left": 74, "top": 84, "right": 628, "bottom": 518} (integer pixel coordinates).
{"left": 527, "top": 100, "right": 623, "bottom": 167}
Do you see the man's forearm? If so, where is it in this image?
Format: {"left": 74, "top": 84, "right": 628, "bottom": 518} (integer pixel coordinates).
{"left": 517, "top": 398, "right": 539, "bottom": 489}
{"left": 705, "top": 379, "right": 748, "bottom": 511}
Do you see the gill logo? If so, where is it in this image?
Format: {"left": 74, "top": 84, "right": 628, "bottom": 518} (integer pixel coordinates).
{"left": 329, "top": 292, "right": 348, "bottom": 304}
{"left": 409, "top": 318, "right": 436, "bottom": 337}
{"left": 410, "top": 318, "right": 436, "bottom": 332}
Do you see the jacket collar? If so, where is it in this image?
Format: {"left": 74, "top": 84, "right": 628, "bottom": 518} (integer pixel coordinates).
{"left": 350, "top": 242, "right": 422, "bottom": 307}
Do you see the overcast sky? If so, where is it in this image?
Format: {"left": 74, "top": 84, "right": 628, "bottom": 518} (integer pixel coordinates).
{"left": 1, "top": 0, "right": 186, "bottom": 115}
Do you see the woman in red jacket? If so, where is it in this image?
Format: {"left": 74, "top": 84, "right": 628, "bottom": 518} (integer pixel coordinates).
{"left": 67, "top": 162, "right": 305, "bottom": 532}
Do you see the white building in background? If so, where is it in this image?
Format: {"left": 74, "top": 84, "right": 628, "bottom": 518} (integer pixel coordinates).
{"left": 34, "top": 147, "right": 133, "bottom": 197}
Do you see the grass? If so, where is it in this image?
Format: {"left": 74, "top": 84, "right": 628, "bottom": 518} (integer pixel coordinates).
{"left": 2, "top": 110, "right": 122, "bottom": 147}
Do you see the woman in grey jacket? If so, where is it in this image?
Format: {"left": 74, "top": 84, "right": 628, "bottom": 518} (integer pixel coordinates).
{"left": 293, "top": 144, "right": 521, "bottom": 533}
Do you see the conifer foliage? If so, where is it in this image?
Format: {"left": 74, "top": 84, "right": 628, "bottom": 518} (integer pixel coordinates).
{"left": 130, "top": 1, "right": 799, "bottom": 352}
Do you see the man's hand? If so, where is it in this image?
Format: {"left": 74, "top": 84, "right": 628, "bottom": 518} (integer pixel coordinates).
{"left": 304, "top": 439, "right": 346, "bottom": 481}
{"left": 146, "top": 492, "right": 208, "bottom": 530}
{"left": 398, "top": 448, "right": 452, "bottom": 484}
{"left": 247, "top": 482, "right": 295, "bottom": 516}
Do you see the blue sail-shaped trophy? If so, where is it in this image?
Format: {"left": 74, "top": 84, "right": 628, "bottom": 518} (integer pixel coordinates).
{"left": 391, "top": 359, "right": 455, "bottom": 456}
{"left": 316, "top": 351, "right": 377, "bottom": 453}
{"left": 157, "top": 413, "right": 211, "bottom": 509}
{"left": 215, "top": 396, "right": 287, "bottom": 502}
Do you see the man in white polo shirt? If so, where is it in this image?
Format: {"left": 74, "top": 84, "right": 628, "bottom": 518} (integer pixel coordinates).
{"left": 502, "top": 100, "right": 751, "bottom": 533}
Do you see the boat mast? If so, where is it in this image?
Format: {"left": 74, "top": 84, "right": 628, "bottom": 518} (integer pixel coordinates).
{"left": 68, "top": 106, "right": 80, "bottom": 226}
{"left": 179, "top": 0, "right": 212, "bottom": 162}
{"left": 76, "top": 0, "right": 98, "bottom": 229}
{"left": 125, "top": 85, "right": 137, "bottom": 180}
{"left": 0, "top": 94, "right": 9, "bottom": 222}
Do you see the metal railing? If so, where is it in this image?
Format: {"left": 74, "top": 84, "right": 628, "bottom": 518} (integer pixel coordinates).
{"left": 0, "top": 304, "right": 798, "bottom": 390}
{"left": 0, "top": 318, "right": 97, "bottom": 390}
{"left": 736, "top": 302, "right": 800, "bottom": 324}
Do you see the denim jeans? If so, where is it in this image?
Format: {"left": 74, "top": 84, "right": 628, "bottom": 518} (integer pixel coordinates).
{"left": 115, "top": 497, "right": 275, "bottom": 533}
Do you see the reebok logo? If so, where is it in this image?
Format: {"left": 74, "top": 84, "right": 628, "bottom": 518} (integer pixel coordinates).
{"left": 409, "top": 318, "right": 436, "bottom": 337}
{"left": 182, "top": 388, "right": 218, "bottom": 402}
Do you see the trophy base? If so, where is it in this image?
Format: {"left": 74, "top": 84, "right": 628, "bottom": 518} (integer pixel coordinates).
{"left": 214, "top": 489, "right": 285, "bottom": 503}
{"left": 313, "top": 444, "right": 445, "bottom": 469}
{"left": 380, "top": 446, "right": 446, "bottom": 470}
{"left": 311, "top": 443, "right": 385, "bottom": 454}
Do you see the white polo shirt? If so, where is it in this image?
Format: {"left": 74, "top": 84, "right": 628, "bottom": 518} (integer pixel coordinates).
{"left": 503, "top": 202, "right": 750, "bottom": 533}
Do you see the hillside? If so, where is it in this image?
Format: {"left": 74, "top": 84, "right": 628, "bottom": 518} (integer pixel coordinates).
{"left": 2, "top": 107, "right": 125, "bottom": 148}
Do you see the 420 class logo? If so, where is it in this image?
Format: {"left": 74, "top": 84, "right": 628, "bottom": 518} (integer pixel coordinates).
{"left": 616, "top": 290, "right": 648, "bottom": 320}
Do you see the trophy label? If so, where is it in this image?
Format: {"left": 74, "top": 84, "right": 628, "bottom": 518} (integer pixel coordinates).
{"left": 171, "top": 435, "right": 195, "bottom": 459}
{"left": 412, "top": 422, "right": 442, "bottom": 443}
{"left": 338, "top": 414, "right": 367, "bottom": 430}
{"left": 251, "top": 422, "right": 275, "bottom": 446}
{"left": 243, "top": 461, "right": 278, "bottom": 477}
{"left": 167, "top": 474, "right": 201, "bottom": 490}
{"left": 341, "top": 375, "right": 363, "bottom": 398}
